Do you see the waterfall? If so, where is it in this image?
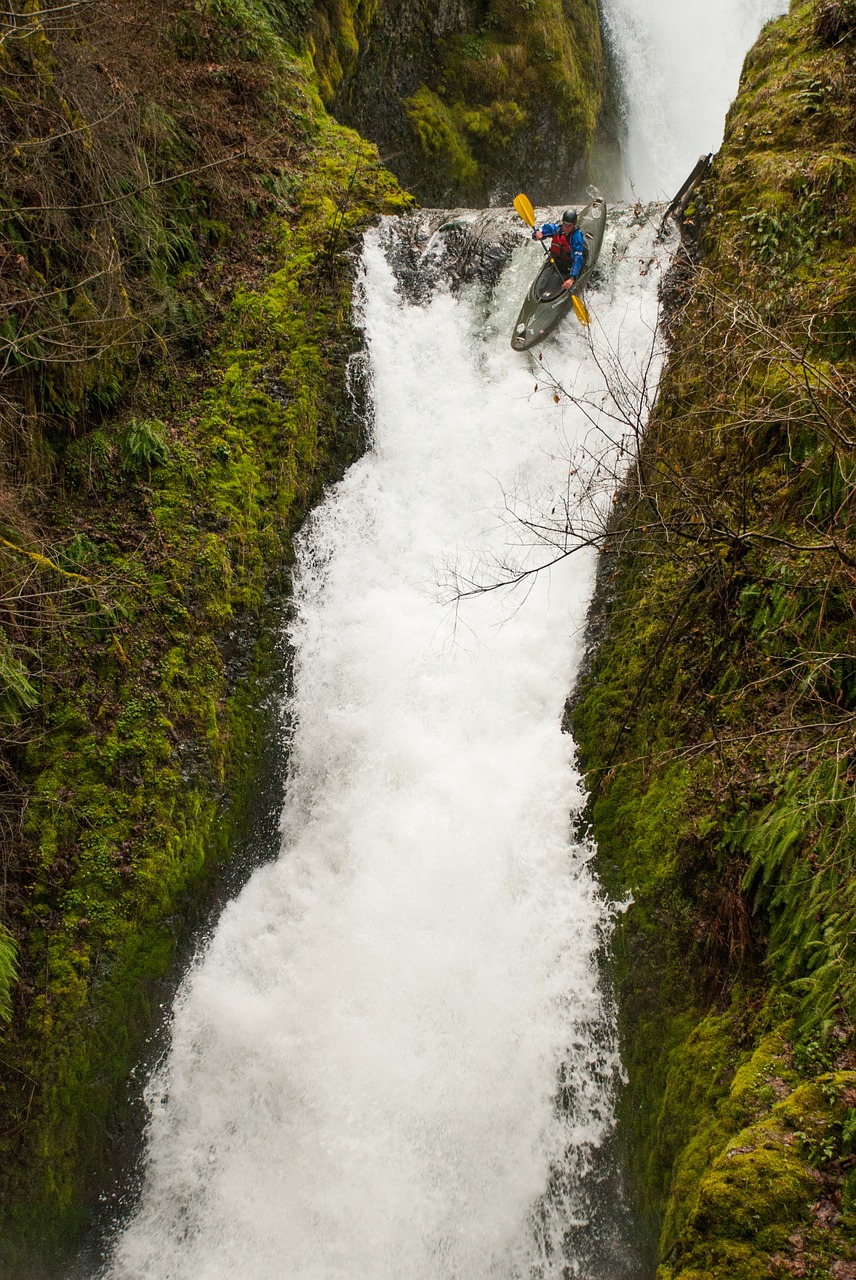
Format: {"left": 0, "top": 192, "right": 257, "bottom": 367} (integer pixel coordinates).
{"left": 93, "top": 5, "right": 791, "bottom": 1274}
{"left": 100, "top": 209, "right": 666, "bottom": 1280}
{"left": 601, "top": 0, "right": 789, "bottom": 199}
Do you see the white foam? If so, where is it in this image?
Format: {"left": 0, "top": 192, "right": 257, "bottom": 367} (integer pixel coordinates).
{"left": 104, "top": 210, "right": 666, "bottom": 1280}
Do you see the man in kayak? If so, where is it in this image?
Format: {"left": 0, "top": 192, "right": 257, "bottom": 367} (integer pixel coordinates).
{"left": 533, "top": 209, "right": 585, "bottom": 291}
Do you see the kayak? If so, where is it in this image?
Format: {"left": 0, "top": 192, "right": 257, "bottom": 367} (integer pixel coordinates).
{"left": 510, "top": 197, "right": 607, "bottom": 351}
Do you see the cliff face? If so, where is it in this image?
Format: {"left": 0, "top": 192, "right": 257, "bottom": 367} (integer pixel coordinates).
{"left": 572, "top": 2, "right": 856, "bottom": 1276}
{"left": 0, "top": 0, "right": 410, "bottom": 1268}
{"left": 311, "top": 0, "right": 606, "bottom": 203}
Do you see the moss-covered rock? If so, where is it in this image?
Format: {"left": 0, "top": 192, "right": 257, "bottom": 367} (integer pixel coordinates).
{"left": 572, "top": 1, "right": 856, "bottom": 1275}
{"left": 663, "top": 1072, "right": 856, "bottom": 1280}
{"left": 313, "top": 0, "right": 606, "bottom": 203}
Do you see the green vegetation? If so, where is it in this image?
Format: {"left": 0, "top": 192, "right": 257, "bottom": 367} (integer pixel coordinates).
{"left": 398, "top": 0, "right": 604, "bottom": 202}
{"left": 0, "top": 922, "right": 18, "bottom": 1023}
{"left": 0, "top": 0, "right": 410, "bottom": 1266}
{"left": 572, "top": 1, "right": 856, "bottom": 1275}
{"left": 403, "top": 85, "right": 482, "bottom": 189}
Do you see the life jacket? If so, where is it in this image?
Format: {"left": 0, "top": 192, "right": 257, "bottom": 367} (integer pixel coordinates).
{"left": 550, "top": 227, "right": 584, "bottom": 275}
{"left": 549, "top": 230, "right": 575, "bottom": 271}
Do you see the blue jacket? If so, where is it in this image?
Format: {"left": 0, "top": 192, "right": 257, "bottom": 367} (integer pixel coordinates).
{"left": 533, "top": 223, "right": 585, "bottom": 277}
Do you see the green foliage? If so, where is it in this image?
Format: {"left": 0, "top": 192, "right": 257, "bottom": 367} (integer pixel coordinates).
{"left": 0, "top": 923, "right": 18, "bottom": 1024}
{"left": 404, "top": 86, "right": 479, "bottom": 189}
{"left": 740, "top": 206, "right": 813, "bottom": 269}
{"left": 194, "top": 0, "right": 291, "bottom": 64}
{"left": 456, "top": 99, "right": 526, "bottom": 145}
{"left": 743, "top": 764, "right": 856, "bottom": 1035}
{"left": 58, "top": 534, "right": 99, "bottom": 571}
{"left": 63, "top": 430, "right": 114, "bottom": 492}
{"left": 118, "top": 418, "right": 171, "bottom": 475}
{"left": 0, "top": 628, "right": 38, "bottom": 725}
{"left": 739, "top": 171, "right": 844, "bottom": 276}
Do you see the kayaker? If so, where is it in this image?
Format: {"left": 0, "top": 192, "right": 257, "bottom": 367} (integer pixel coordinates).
{"left": 533, "top": 210, "right": 585, "bottom": 291}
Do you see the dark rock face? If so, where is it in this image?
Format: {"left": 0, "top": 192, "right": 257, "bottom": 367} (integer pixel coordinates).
{"left": 313, "top": 0, "right": 607, "bottom": 204}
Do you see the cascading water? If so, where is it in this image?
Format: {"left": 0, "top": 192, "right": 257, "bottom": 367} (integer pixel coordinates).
{"left": 100, "top": 208, "right": 666, "bottom": 1280}
{"left": 601, "top": 0, "right": 788, "bottom": 199}
{"left": 95, "top": 6, "right": 788, "bottom": 1275}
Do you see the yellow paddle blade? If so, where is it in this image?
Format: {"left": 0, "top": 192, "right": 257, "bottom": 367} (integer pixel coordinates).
{"left": 571, "top": 294, "right": 591, "bottom": 327}
{"left": 513, "top": 192, "right": 535, "bottom": 228}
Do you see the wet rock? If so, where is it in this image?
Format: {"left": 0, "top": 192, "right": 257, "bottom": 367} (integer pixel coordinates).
{"left": 381, "top": 207, "right": 522, "bottom": 303}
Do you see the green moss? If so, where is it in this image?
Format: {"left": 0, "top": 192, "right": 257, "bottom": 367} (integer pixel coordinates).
{"left": 404, "top": 86, "right": 480, "bottom": 190}
{"left": 663, "top": 1075, "right": 856, "bottom": 1280}
{"left": 573, "top": 2, "right": 856, "bottom": 1274}
{"left": 313, "top": 0, "right": 604, "bottom": 201}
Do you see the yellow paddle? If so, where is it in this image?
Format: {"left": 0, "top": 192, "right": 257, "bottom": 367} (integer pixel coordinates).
{"left": 513, "top": 192, "right": 591, "bottom": 327}
{"left": 513, "top": 192, "right": 536, "bottom": 228}
{"left": 571, "top": 294, "right": 591, "bottom": 327}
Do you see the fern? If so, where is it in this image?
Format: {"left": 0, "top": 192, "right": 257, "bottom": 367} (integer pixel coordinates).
{"left": 742, "top": 763, "right": 856, "bottom": 1033}
{"left": 0, "top": 628, "right": 38, "bottom": 725}
{"left": 742, "top": 770, "right": 808, "bottom": 896}
{"left": 118, "top": 418, "right": 171, "bottom": 475}
{"left": 0, "top": 923, "right": 18, "bottom": 1024}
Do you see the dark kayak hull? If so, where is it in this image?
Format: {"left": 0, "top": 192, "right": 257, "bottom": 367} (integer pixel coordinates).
{"left": 510, "top": 197, "right": 607, "bottom": 351}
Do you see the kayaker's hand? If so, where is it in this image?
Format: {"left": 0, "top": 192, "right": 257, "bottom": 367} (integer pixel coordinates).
{"left": 562, "top": 277, "right": 576, "bottom": 291}
{"left": 534, "top": 230, "right": 544, "bottom": 240}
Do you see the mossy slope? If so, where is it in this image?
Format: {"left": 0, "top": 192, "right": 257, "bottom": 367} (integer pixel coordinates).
{"left": 572, "top": 1, "right": 856, "bottom": 1276}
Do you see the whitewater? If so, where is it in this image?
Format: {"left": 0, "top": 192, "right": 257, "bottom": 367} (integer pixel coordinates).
{"left": 98, "top": 2, "right": 786, "bottom": 1277}
{"left": 604, "top": 0, "right": 787, "bottom": 198}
